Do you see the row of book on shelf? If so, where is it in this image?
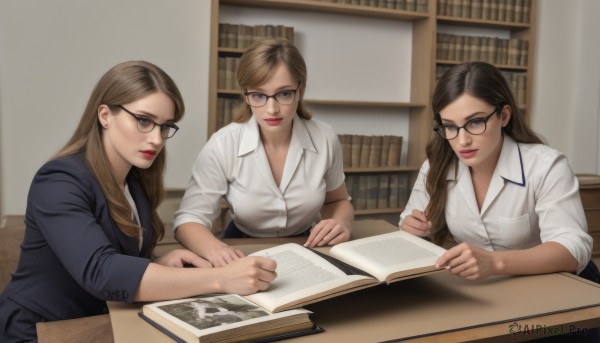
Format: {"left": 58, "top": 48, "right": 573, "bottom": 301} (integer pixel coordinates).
{"left": 313, "top": 0, "right": 429, "bottom": 12}
{"left": 435, "top": 65, "right": 527, "bottom": 108}
{"left": 218, "top": 23, "right": 295, "bottom": 50}
{"left": 436, "top": 33, "right": 528, "bottom": 67}
{"left": 437, "top": 0, "right": 531, "bottom": 23}
{"left": 339, "top": 134, "right": 403, "bottom": 168}
{"left": 347, "top": 173, "right": 409, "bottom": 210}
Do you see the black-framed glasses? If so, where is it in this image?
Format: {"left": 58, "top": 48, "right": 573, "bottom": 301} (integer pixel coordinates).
{"left": 243, "top": 82, "right": 301, "bottom": 107}
{"left": 115, "top": 105, "right": 179, "bottom": 139}
{"left": 433, "top": 105, "right": 502, "bottom": 140}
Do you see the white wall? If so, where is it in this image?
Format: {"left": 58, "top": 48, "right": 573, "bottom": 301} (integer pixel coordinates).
{"left": 1, "top": 0, "right": 599, "bottom": 216}
{"left": 0, "top": 0, "right": 212, "bottom": 215}
{"left": 531, "top": 0, "right": 600, "bottom": 174}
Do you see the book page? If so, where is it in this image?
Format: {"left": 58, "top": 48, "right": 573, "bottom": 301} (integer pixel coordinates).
{"left": 245, "top": 243, "right": 375, "bottom": 312}
{"left": 330, "top": 231, "right": 447, "bottom": 282}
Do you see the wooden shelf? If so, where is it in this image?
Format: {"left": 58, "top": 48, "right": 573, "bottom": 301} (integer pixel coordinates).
{"left": 355, "top": 208, "right": 404, "bottom": 215}
{"left": 305, "top": 99, "right": 426, "bottom": 108}
{"left": 344, "top": 166, "right": 419, "bottom": 174}
{"left": 437, "top": 15, "right": 531, "bottom": 30}
{"left": 436, "top": 60, "right": 528, "bottom": 72}
{"left": 209, "top": 0, "right": 537, "bottom": 226}
{"left": 221, "top": 0, "right": 430, "bottom": 21}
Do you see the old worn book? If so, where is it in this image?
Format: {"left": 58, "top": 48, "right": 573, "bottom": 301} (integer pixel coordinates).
{"left": 141, "top": 294, "right": 320, "bottom": 343}
{"left": 244, "top": 230, "right": 446, "bottom": 313}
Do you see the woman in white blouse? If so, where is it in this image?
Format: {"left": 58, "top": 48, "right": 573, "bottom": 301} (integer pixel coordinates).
{"left": 174, "top": 38, "right": 354, "bottom": 267}
{"left": 400, "top": 62, "right": 598, "bottom": 282}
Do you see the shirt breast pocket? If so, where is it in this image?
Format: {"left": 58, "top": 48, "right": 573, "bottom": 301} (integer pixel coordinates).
{"left": 497, "top": 214, "right": 531, "bottom": 248}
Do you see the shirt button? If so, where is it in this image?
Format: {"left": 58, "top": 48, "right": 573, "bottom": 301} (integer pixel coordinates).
{"left": 483, "top": 238, "right": 490, "bottom": 244}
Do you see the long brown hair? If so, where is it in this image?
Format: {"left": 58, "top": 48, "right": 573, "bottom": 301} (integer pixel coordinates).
{"left": 427, "top": 62, "right": 542, "bottom": 245}
{"left": 235, "top": 37, "right": 311, "bottom": 122}
{"left": 54, "top": 61, "right": 184, "bottom": 254}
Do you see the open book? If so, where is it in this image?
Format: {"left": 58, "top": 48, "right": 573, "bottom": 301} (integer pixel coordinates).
{"left": 140, "top": 294, "right": 321, "bottom": 343}
{"left": 244, "top": 230, "right": 447, "bottom": 312}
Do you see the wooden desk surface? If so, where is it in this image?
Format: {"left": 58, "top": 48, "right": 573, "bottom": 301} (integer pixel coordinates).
{"left": 36, "top": 220, "right": 600, "bottom": 342}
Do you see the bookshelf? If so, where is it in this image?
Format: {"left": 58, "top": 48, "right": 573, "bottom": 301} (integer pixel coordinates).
{"left": 206, "top": 0, "right": 537, "bottom": 227}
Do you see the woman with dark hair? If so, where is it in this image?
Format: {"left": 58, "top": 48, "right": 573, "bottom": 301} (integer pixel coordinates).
{"left": 0, "top": 61, "right": 276, "bottom": 341}
{"left": 175, "top": 38, "right": 354, "bottom": 267}
{"left": 400, "top": 62, "right": 597, "bottom": 282}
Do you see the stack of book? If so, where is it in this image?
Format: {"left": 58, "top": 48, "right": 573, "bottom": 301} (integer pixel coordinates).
{"left": 437, "top": 0, "right": 531, "bottom": 23}
{"left": 436, "top": 33, "right": 528, "bottom": 67}
{"left": 218, "top": 23, "right": 295, "bottom": 50}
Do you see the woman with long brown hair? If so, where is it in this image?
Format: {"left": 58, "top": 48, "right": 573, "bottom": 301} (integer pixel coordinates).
{"left": 174, "top": 38, "right": 354, "bottom": 267}
{"left": 400, "top": 62, "right": 597, "bottom": 282}
{"left": 0, "top": 61, "right": 276, "bottom": 341}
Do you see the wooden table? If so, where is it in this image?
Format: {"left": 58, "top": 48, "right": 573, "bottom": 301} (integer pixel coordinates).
{"left": 36, "top": 220, "right": 600, "bottom": 342}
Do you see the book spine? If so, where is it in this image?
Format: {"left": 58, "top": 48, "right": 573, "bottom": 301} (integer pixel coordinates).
{"left": 359, "top": 135, "right": 372, "bottom": 167}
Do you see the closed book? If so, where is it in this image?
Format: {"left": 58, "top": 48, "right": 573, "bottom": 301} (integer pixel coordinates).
{"left": 339, "top": 134, "right": 352, "bottom": 168}
{"left": 387, "top": 136, "right": 403, "bottom": 167}
{"left": 481, "top": 0, "right": 492, "bottom": 20}
{"left": 471, "top": 0, "right": 483, "bottom": 19}
{"left": 378, "top": 174, "right": 390, "bottom": 209}
{"left": 398, "top": 174, "right": 410, "bottom": 207}
{"left": 505, "top": 0, "right": 515, "bottom": 22}
{"left": 351, "top": 135, "right": 363, "bottom": 168}
{"left": 461, "top": 0, "right": 470, "bottom": 18}
{"left": 217, "top": 57, "right": 226, "bottom": 89}
{"left": 489, "top": 0, "right": 498, "bottom": 21}
{"left": 359, "top": 135, "right": 372, "bottom": 167}
{"left": 238, "top": 25, "right": 253, "bottom": 49}
{"left": 216, "top": 97, "right": 225, "bottom": 130}
{"left": 388, "top": 174, "right": 399, "bottom": 208}
{"left": 416, "top": 0, "right": 428, "bottom": 12}
{"left": 508, "top": 38, "right": 520, "bottom": 66}
{"left": 379, "top": 135, "right": 392, "bottom": 167}
{"left": 405, "top": 0, "right": 416, "bottom": 11}
{"left": 519, "top": 40, "right": 529, "bottom": 66}
{"left": 355, "top": 175, "right": 369, "bottom": 209}
{"left": 469, "top": 36, "right": 481, "bottom": 61}
{"left": 226, "top": 24, "right": 238, "bottom": 48}
{"left": 514, "top": 0, "right": 523, "bottom": 22}
{"left": 497, "top": 0, "right": 506, "bottom": 21}
{"left": 368, "top": 135, "right": 383, "bottom": 167}
{"left": 522, "top": 0, "right": 530, "bottom": 23}
{"left": 218, "top": 23, "right": 228, "bottom": 48}
{"left": 366, "top": 175, "right": 380, "bottom": 209}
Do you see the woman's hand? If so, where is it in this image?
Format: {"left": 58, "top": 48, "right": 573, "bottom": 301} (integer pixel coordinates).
{"left": 205, "top": 243, "right": 246, "bottom": 267}
{"left": 154, "top": 249, "right": 212, "bottom": 268}
{"left": 304, "top": 218, "right": 351, "bottom": 247}
{"left": 400, "top": 209, "right": 432, "bottom": 237}
{"left": 436, "top": 242, "right": 500, "bottom": 280}
{"left": 217, "top": 256, "right": 278, "bottom": 295}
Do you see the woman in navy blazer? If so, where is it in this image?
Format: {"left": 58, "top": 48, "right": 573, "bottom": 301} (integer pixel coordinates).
{"left": 0, "top": 61, "right": 277, "bottom": 341}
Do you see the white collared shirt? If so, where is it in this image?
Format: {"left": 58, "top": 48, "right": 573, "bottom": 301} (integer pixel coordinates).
{"left": 174, "top": 115, "right": 345, "bottom": 237}
{"left": 400, "top": 135, "right": 592, "bottom": 273}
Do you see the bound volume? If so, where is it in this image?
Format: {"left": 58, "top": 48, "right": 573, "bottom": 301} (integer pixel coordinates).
{"left": 245, "top": 230, "right": 446, "bottom": 312}
{"left": 141, "top": 294, "right": 320, "bottom": 343}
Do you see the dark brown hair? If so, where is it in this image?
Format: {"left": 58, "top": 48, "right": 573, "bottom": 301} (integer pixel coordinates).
{"left": 427, "top": 62, "right": 542, "bottom": 245}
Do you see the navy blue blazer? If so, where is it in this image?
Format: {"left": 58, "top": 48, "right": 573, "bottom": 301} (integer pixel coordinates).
{"left": 0, "top": 153, "right": 153, "bottom": 335}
